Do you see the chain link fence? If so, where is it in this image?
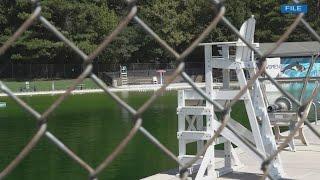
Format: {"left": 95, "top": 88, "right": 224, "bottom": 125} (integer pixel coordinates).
{"left": 0, "top": 0, "right": 320, "bottom": 179}
{"left": 0, "top": 62, "right": 194, "bottom": 79}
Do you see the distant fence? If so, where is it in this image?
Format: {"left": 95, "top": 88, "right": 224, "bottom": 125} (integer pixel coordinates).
{"left": 0, "top": 62, "right": 204, "bottom": 80}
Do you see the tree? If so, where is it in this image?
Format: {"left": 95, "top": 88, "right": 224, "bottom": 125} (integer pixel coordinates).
{"left": 0, "top": 0, "right": 119, "bottom": 63}
{"left": 1, "top": 0, "right": 320, "bottom": 66}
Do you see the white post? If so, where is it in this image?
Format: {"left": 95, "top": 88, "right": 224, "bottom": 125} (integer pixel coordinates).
{"left": 52, "top": 81, "right": 55, "bottom": 91}
{"left": 160, "top": 72, "right": 163, "bottom": 85}
{"left": 221, "top": 45, "right": 233, "bottom": 169}
{"left": 204, "top": 44, "right": 216, "bottom": 177}
{"left": 178, "top": 90, "right": 186, "bottom": 169}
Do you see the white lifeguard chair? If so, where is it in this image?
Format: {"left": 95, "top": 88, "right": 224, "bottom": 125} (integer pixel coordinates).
{"left": 120, "top": 65, "right": 128, "bottom": 86}
{"left": 177, "top": 16, "right": 284, "bottom": 179}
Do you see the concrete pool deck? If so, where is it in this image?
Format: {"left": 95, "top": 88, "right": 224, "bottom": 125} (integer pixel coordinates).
{"left": 0, "top": 82, "right": 236, "bottom": 97}
{"left": 143, "top": 124, "right": 320, "bottom": 180}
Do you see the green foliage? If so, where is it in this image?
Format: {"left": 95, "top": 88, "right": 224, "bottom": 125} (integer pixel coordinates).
{"left": 0, "top": 0, "right": 118, "bottom": 62}
{"left": 0, "top": 0, "right": 320, "bottom": 65}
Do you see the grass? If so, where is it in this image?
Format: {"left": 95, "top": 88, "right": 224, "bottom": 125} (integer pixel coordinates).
{"left": 2, "top": 78, "right": 99, "bottom": 92}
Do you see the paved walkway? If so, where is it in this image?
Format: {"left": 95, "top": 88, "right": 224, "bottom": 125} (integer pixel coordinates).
{"left": 144, "top": 124, "right": 320, "bottom": 180}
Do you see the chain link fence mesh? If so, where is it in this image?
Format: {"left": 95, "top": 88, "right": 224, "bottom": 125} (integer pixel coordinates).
{"left": 0, "top": 0, "right": 320, "bottom": 179}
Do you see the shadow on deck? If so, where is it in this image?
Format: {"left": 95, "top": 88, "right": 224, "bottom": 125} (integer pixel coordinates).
{"left": 143, "top": 124, "right": 320, "bottom": 180}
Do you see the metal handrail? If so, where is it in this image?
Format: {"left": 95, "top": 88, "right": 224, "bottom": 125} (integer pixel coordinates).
{"left": 313, "top": 101, "right": 319, "bottom": 125}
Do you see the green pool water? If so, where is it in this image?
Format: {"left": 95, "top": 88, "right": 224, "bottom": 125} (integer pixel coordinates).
{"left": 0, "top": 92, "right": 249, "bottom": 180}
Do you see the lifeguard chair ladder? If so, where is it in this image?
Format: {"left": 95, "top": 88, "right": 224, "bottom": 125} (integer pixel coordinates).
{"left": 120, "top": 65, "right": 128, "bottom": 86}
{"left": 177, "top": 16, "right": 284, "bottom": 179}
